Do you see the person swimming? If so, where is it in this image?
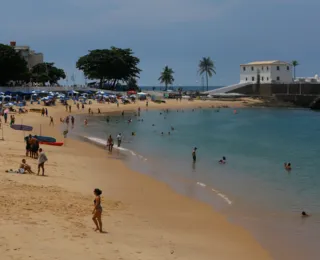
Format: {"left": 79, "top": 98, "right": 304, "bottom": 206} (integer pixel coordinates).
{"left": 219, "top": 156, "right": 226, "bottom": 164}
{"left": 284, "top": 162, "right": 292, "bottom": 171}
{"left": 302, "top": 211, "right": 309, "bottom": 217}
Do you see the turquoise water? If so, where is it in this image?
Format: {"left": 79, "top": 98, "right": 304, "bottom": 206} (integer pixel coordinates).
{"left": 71, "top": 108, "right": 320, "bottom": 259}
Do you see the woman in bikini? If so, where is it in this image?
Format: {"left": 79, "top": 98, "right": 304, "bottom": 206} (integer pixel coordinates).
{"left": 92, "top": 188, "right": 103, "bottom": 232}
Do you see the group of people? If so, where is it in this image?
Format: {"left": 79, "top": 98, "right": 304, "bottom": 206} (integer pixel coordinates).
{"left": 60, "top": 115, "right": 75, "bottom": 128}
{"left": 23, "top": 135, "right": 48, "bottom": 176}
{"left": 41, "top": 108, "right": 48, "bottom": 117}
{"left": 106, "top": 133, "right": 122, "bottom": 152}
{"left": 25, "top": 134, "right": 40, "bottom": 159}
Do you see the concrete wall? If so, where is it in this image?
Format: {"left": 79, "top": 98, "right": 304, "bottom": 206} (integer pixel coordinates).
{"left": 231, "top": 83, "right": 320, "bottom": 96}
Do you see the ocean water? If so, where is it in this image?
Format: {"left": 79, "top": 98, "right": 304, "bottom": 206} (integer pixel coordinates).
{"left": 70, "top": 108, "right": 320, "bottom": 259}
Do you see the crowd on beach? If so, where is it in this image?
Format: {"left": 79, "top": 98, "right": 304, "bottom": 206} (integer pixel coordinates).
{"left": 1, "top": 96, "right": 311, "bottom": 240}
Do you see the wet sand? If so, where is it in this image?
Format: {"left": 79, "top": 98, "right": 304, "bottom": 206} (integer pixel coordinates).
{"left": 0, "top": 98, "right": 271, "bottom": 260}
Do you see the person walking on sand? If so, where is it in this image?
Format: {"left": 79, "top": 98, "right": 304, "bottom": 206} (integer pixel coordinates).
{"left": 45, "top": 108, "right": 48, "bottom": 117}
{"left": 49, "top": 116, "right": 54, "bottom": 126}
{"left": 37, "top": 148, "right": 48, "bottom": 176}
{"left": 92, "top": 188, "right": 103, "bottom": 232}
{"left": 71, "top": 116, "right": 75, "bottom": 128}
{"left": 69, "top": 105, "right": 71, "bottom": 113}
{"left": 192, "top": 147, "right": 197, "bottom": 163}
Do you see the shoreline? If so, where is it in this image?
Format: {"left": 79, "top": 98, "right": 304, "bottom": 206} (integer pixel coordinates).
{"left": 0, "top": 99, "right": 271, "bottom": 259}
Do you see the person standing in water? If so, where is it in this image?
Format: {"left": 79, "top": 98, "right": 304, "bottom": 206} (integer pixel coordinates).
{"left": 192, "top": 147, "right": 197, "bottom": 162}
{"left": 117, "top": 133, "right": 122, "bottom": 147}
{"left": 107, "top": 135, "right": 114, "bottom": 152}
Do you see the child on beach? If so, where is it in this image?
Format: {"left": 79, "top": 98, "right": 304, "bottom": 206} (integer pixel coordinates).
{"left": 49, "top": 116, "right": 54, "bottom": 126}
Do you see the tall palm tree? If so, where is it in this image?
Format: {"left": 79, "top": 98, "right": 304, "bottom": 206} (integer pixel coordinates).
{"left": 292, "top": 60, "right": 299, "bottom": 79}
{"left": 198, "top": 57, "right": 216, "bottom": 91}
{"left": 158, "top": 66, "right": 174, "bottom": 91}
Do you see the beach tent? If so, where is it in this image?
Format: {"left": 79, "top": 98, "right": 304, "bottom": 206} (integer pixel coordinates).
{"left": 137, "top": 92, "right": 147, "bottom": 96}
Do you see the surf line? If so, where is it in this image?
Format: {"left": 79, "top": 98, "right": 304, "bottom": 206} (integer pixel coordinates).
{"left": 196, "top": 182, "right": 233, "bottom": 205}
{"left": 85, "top": 136, "right": 148, "bottom": 161}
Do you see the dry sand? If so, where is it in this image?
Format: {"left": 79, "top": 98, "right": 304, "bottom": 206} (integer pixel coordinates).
{"left": 0, "top": 98, "right": 271, "bottom": 260}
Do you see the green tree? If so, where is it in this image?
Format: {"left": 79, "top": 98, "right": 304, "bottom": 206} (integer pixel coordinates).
{"left": 292, "top": 60, "right": 299, "bottom": 79}
{"left": 76, "top": 47, "right": 141, "bottom": 89}
{"left": 127, "top": 77, "right": 139, "bottom": 90}
{"left": 0, "top": 43, "right": 29, "bottom": 85}
{"left": 198, "top": 57, "right": 216, "bottom": 91}
{"left": 31, "top": 62, "right": 66, "bottom": 85}
{"left": 158, "top": 66, "right": 174, "bottom": 91}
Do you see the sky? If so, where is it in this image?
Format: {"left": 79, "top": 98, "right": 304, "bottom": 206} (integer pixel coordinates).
{"left": 0, "top": 0, "right": 319, "bottom": 86}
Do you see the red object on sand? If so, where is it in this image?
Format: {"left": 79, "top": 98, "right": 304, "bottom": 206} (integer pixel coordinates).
{"left": 39, "top": 141, "right": 64, "bottom": 146}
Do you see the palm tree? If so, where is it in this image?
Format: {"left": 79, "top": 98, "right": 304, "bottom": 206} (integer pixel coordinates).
{"left": 198, "top": 57, "right": 216, "bottom": 91}
{"left": 292, "top": 60, "right": 299, "bottom": 79}
{"left": 158, "top": 66, "right": 174, "bottom": 91}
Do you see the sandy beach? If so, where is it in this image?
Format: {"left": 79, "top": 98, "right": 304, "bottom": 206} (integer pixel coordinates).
{"left": 0, "top": 98, "right": 271, "bottom": 260}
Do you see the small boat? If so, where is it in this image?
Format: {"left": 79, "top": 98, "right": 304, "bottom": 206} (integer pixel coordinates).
{"left": 11, "top": 124, "right": 33, "bottom": 131}
{"left": 39, "top": 141, "right": 64, "bottom": 146}
{"left": 34, "top": 136, "right": 56, "bottom": 142}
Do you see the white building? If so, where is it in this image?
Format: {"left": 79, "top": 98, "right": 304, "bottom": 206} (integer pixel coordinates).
{"left": 9, "top": 41, "right": 44, "bottom": 70}
{"left": 240, "top": 60, "right": 293, "bottom": 84}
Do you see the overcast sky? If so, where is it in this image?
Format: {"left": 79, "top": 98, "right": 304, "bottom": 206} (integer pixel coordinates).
{"left": 1, "top": 0, "right": 319, "bottom": 86}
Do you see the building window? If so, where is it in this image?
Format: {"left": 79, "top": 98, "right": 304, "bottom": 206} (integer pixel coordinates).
{"left": 245, "top": 77, "right": 247, "bottom": 81}
{"left": 267, "top": 77, "right": 269, "bottom": 81}
{"left": 243, "top": 67, "right": 246, "bottom": 71}
{"left": 262, "top": 66, "right": 264, "bottom": 71}
{"left": 287, "top": 66, "right": 289, "bottom": 70}
{"left": 267, "top": 67, "right": 269, "bottom": 71}
{"left": 277, "top": 66, "right": 280, "bottom": 71}
{"left": 251, "top": 67, "right": 254, "bottom": 71}
{"left": 261, "top": 77, "right": 264, "bottom": 81}
{"left": 252, "top": 76, "right": 255, "bottom": 81}
{"left": 277, "top": 76, "right": 280, "bottom": 81}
